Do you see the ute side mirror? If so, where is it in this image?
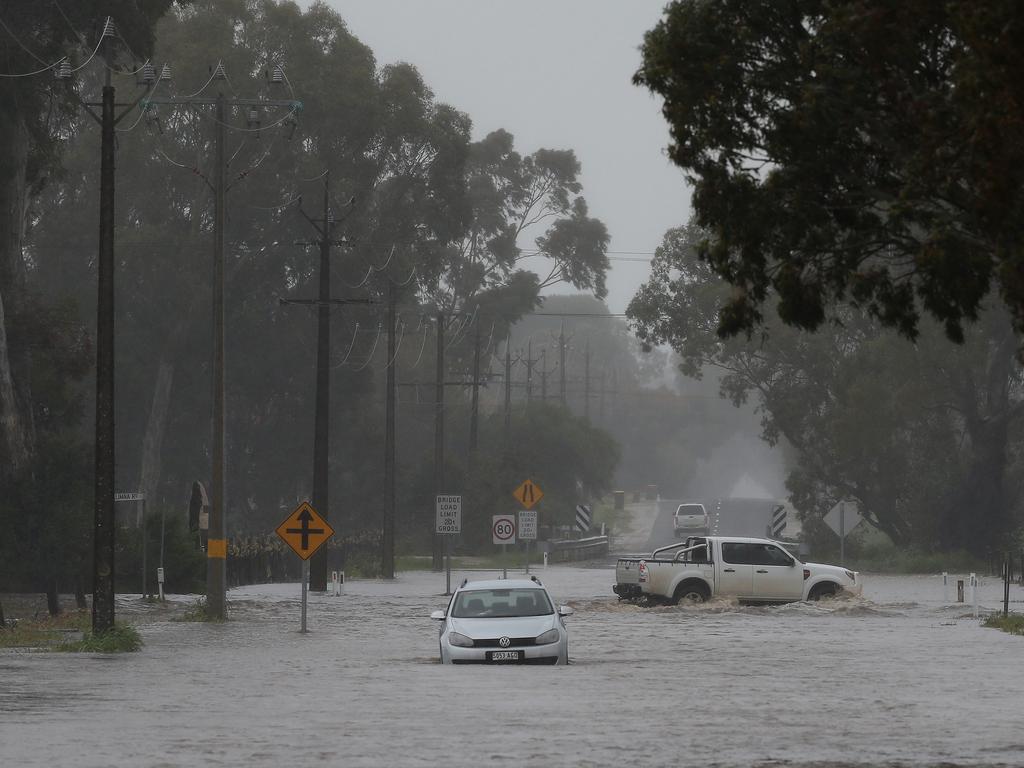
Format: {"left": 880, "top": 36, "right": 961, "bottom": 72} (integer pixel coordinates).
{"left": 558, "top": 606, "right": 574, "bottom": 617}
{"left": 430, "top": 610, "right": 446, "bottom": 620}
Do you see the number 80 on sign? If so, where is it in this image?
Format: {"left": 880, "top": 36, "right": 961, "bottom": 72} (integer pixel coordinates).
{"left": 492, "top": 514, "right": 516, "bottom": 545}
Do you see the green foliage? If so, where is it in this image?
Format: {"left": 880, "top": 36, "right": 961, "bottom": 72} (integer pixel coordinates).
{"left": 983, "top": 614, "right": 1024, "bottom": 636}
{"left": 116, "top": 513, "right": 207, "bottom": 595}
{"left": 57, "top": 623, "right": 143, "bottom": 653}
{"left": 635, "top": 1, "right": 1024, "bottom": 341}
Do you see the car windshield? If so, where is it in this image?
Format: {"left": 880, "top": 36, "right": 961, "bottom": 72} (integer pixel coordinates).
{"left": 676, "top": 505, "right": 704, "bottom": 516}
{"left": 451, "top": 588, "right": 554, "bottom": 618}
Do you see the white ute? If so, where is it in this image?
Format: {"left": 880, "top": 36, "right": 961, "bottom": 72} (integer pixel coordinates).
{"left": 613, "top": 536, "right": 861, "bottom": 605}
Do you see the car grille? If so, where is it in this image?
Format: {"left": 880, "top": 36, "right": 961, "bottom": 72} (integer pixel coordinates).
{"left": 471, "top": 637, "right": 536, "bottom": 648}
{"left": 452, "top": 656, "right": 558, "bottom": 665}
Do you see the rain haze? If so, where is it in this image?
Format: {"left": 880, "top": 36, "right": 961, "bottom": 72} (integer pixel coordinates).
{"left": 2, "top": 3, "right": 1023, "bottom": 768}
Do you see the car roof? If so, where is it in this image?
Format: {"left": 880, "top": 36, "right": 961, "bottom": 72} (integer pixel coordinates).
{"left": 457, "top": 579, "right": 546, "bottom": 591}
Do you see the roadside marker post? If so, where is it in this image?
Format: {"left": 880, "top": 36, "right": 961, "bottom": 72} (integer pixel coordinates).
{"left": 275, "top": 501, "right": 334, "bottom": 633}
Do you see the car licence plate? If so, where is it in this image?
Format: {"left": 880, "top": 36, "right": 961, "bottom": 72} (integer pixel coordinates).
{"left": 487, "top": 650, "right": 522, "bottom": 662}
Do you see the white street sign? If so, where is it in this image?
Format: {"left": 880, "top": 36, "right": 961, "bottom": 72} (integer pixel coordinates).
{"left": 518, "top": 510, "right": 537, "bottom": 540}
{"left": 492, "top": 514, "right": 516, "bottom": 545}
{"left": 114, "top": 492, "right": 145, "bottom": 502}
{"left": 435, "top": 494, "right": 462, "bottom": 534}
{"left": 824, "top": 500, "right": 863, "bottom": 537}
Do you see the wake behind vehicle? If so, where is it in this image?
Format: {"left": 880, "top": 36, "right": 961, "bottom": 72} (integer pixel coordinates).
{"left": 614, "top": 536, "right": 861, "bottom": 605}
{"left": 431, "top": 577, "right": 573, "bottom": 665}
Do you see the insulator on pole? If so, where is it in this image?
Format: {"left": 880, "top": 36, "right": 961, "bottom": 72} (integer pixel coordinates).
{"left": 54, "top": 58, "right": 72, "bottom": 80}
{"left": 212, "top": 61, "right": 227, "bottom": 80}
{"left": 159, "top": 63, "right": 172, "bottom": 81}
{"left": 139, "top": 62, "right": 157, "bottom": 85}
{"left": 247, "top": 108, "right": 261, "bottom": 129}
{"left": 101, "top": 17, "right": 117, "bottom": 39}
{"left": 270, "top": 64, "right": 285, "bottom": 85}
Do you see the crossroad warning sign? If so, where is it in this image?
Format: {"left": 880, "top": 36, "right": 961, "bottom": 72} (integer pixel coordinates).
{"left": 275, "top": 501, "right": 334, "bottom": 560}
{"left": 513, "top": 479, "right": 543, "bottom": 509}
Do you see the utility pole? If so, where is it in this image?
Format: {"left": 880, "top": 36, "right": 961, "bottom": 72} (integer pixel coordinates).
{"left": 207, "top": 91, "right": 227, "bottom": 619}
{"left": 599, "top": 369, "right": 606, "bottom": 424}
{"left": 73, "top": 17, "right": 154, "bottom": 636}
{"left": 433, "top": 312, "right": 445, "bottom": 571}
{"left": 92, "top": 58, "right": 117, "bottom": 635}
{"left": 469, "top": 319, "right": 481, "bottom": 461}
{"left": 503, "top": 334, "right": 512, "bottom": 444}
{"left": 584, "top": 338, "right": 591, "bottom": 421}
{"left": 382, "top": 280, "right": 396, "bottom": 579}
{"left": 309, "top": 173, "right": 332, "bottom": 593}
{"left": 148, "top": 65, "right": 301, "bottom": 619}
{"left": 558, "top": 319, "right": 567, "bottom": 406}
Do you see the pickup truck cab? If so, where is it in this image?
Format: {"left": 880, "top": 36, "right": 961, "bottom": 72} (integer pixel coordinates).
{"left": 613, "top": 536, "right": 861, "bottom": 605}
{"left": 673, "top": 503, "right": 710, "bottom": 537}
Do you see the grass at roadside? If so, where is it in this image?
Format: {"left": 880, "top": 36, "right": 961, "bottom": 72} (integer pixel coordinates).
{"left": 0, "top": 611, "right": 142, "bottom": 652}
{"left": 55, "top": 624, "right": 143, "bottom": 653}
{"left": 0, "top": 610, "right": 90, "bottom": 648}
{"left": 171, "top": 597, "right": 225, "bottom": 622}
{"left": 983, "top": 613, "right": 1024, "bottom": 636}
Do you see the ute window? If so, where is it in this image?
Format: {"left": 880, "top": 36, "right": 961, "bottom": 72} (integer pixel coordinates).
{"left": 752, "top": 544, "right": 794, "bottom": 567}
{"left": 722, "top": 542, "right": 757, "bottom": 565}
{"left": 451, "top": 588, "right": 554, "bottom": 618}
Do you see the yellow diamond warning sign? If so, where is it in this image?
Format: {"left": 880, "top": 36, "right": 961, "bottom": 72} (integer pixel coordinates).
{"left": 512, "top": 478, "right": 544, "bottom": 509}
{"left": 275, "top": 501, "right": 334, "bottom": 560}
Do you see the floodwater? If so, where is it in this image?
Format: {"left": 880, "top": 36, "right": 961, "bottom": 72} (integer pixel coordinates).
{"left": 2, "top": 566, "right": 1023, "bottom": 767}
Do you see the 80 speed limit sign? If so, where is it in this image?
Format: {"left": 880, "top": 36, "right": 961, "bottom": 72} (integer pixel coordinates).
{"left": 491, "top": 514, "right": 516, "bottom": 545}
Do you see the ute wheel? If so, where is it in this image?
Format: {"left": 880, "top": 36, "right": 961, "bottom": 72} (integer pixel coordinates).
{"left": 672, "top": 582, "right": 710, "bottom": 605}
{"left": 808, "top": 582, "right": 838, "bottom": 601}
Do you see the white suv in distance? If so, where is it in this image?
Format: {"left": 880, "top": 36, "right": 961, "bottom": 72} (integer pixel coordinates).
{"left": 431, "top": 577, "right": 573, "bottom": 665}
{"left": 673, "top": 502, "right": 709, "bottom": 538}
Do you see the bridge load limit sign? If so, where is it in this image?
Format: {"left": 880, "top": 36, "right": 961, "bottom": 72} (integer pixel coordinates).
{"left": 436, "top": 495, "right": 462, "bottom": 534}
{"left": 492, "top": 514, "right": 516, "bottom": 546}
{"left": 517, "top": 509, "right": 537, "bottom": 540}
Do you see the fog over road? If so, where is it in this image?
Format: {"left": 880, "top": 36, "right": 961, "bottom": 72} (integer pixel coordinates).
{"left": 2, "top": 567, "right": 1023, "bottom": 768}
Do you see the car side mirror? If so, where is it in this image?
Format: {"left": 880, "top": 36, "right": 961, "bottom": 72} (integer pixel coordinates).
{"left": 430, "top": 610, "right": 446, "bottom": 620}
{"left": 558, "top": 606, "right": 574, "bottom": 617}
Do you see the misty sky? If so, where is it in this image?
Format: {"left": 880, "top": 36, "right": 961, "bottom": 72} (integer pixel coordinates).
{"left": 321, "top": 0, "right": 692, "bottom": 313}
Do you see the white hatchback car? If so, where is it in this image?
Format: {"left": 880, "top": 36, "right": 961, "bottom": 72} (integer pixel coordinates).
{"left": 431, "top": 577, "right": 573, "bottom": 665}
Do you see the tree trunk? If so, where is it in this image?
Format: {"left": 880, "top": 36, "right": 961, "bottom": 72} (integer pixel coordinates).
{"left": 46, "top": 576, "right": 60, "bottom": 617}
{"left": 74, "top": 575, "right": 87, "bottom": 610}
{"left": 0, "top": 109, "right": 33, "bottom": 477}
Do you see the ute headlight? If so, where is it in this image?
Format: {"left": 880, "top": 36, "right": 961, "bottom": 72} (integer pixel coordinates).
{"left": 844, "top": 570, "right": 856, "bottom": 582}
{"left": 535, "top": 628, "right": 560, "bottom": 645}
{"left": 447, "top": 631, "right": 473, "bottom": 648}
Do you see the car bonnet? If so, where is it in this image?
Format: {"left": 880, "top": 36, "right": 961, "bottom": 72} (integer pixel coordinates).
{"left": 449, "top": 614, "right": 558, "bottom": 639}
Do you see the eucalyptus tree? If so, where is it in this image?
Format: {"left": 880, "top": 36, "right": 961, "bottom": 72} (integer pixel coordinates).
{"left": 630, "top": 223, "right": 1024, "bottom": 554}
{"left": 636, "top": 1, "right": 1024, "bottom": 343}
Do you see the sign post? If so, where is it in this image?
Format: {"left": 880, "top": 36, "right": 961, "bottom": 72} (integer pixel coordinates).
{"left": 518, "top": 510, "right": 537, "bottom": 574}
{"left": 115, "top": 492, "right": 146, "bottom": 597}
{"left": 492, "top": 514, "right": 516, "bottom": 577}
{"left": 824, "top": 500, "right": 863, "bottom": 566}
{"left": 512, "top": 479, "right": 543, "bottom": 575}
{"left": 275, "top": 501, "right": 335, "bottom": 633}
{"left": 436, "top": 495, "right": 462, "bottom": 595}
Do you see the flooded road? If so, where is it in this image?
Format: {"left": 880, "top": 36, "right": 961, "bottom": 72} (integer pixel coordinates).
{"left": 2, "top": 567, "right": 1023, "bottom": 767}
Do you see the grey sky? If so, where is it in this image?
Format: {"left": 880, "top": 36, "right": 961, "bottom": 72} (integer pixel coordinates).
{"left": 322, "top": 0, "right": 692, "bottom": 313}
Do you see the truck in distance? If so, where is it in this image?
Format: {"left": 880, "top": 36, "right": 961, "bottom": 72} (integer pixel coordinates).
{"left": 673, "top": 502, "right": 710, "bottom": 537}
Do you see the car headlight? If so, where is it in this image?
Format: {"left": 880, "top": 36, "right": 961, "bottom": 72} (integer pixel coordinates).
{"left": 447, "top": 631, "right": 473, "bottom": 648}
{"left": 844, "top": 570, "right": 856, "bottom": 582}
{"left": 535, "top": 628, "right": 560, "bottom": 645}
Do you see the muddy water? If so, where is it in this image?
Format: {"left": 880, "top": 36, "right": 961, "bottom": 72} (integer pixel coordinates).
{"left": 2, "top": 567, "right": 1022, "bottom": 767}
